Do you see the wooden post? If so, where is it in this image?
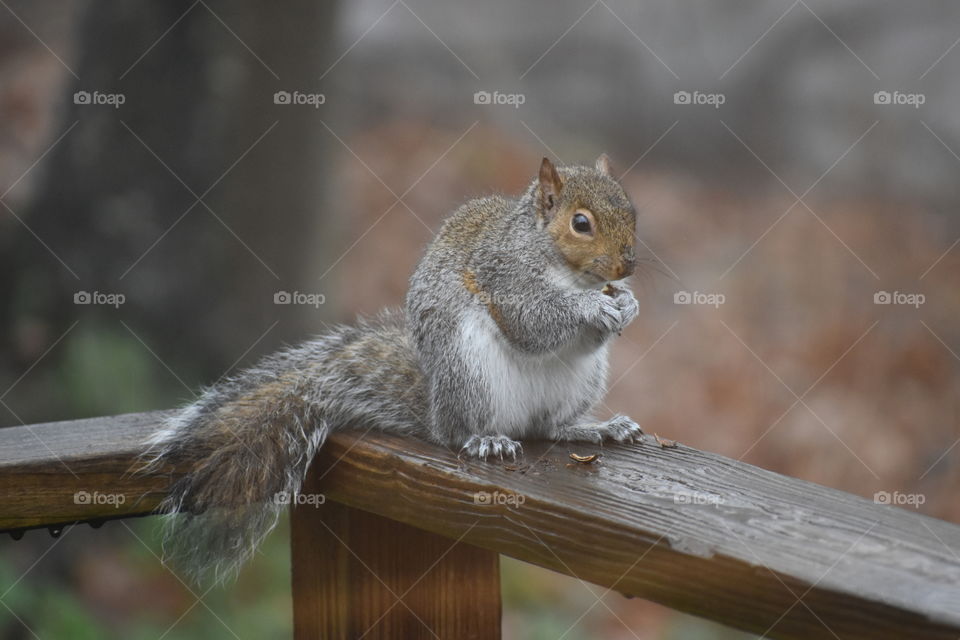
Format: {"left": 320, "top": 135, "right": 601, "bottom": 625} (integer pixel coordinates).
{"left": 291, "top": 465, "right": 501, "bottom": 640}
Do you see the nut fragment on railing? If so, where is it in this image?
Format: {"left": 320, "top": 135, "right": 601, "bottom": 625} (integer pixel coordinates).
{"left": 654, "top": 434, "right": 678, "bottom": 448}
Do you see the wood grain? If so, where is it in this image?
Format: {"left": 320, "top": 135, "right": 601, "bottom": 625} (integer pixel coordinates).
{"left": 1, "top": 411, "right": 959, "bottom": 638}
{"left": 0, "top": 411, "right": 180, "bottom": 530}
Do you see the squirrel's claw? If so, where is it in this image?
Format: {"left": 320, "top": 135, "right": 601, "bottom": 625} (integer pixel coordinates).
{"left": 461, "top": 435, "right": 523, "bottom": 462}
{"left": 604, "top": 415, "right": 644, "bottom": 442}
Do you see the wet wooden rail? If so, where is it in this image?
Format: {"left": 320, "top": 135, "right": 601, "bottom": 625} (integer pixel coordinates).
{"left": 1, "top": 411, "right": 959, "bottom": 639}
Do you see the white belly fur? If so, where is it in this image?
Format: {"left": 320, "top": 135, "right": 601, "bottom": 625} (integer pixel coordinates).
{"left": 459, "top": 308, "right": 607, "bottom": 437}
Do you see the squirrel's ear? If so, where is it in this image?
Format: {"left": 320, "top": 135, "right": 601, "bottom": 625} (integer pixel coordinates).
{"left": 538, "top": 157, "right": 563, "bottom": 216}
{"left": 595, "top": 153, "right": 614, "bottom": 177}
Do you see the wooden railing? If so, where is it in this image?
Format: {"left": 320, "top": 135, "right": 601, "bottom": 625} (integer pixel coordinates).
{"left": 1, "top": 411, "right": 959, "bottom": 639}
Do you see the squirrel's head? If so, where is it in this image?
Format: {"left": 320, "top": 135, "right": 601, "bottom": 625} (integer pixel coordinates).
{"left": 536, "top": 156, "right": 637, "bottom": 286}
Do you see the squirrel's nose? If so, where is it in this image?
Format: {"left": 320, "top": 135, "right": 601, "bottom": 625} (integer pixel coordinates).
{"left": 617, "top": 247, "right": 636, "bottom": 279}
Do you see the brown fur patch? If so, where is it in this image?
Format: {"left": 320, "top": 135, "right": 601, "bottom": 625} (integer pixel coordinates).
{"left": 463, "top": 269, "right": 511, "bottom": 335}
{"left": 462, "top": 269, "right": 482, "bottom": 296}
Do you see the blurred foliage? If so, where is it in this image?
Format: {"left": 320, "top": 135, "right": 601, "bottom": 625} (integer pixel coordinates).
{"left": 0, "top": 516, "right": 293, "bottom": 639}
{"left": 501, "top": 557, "right": 759, "bottom": 640}
{"left": 59, "top": 324, "right": 179, "bottom": 418}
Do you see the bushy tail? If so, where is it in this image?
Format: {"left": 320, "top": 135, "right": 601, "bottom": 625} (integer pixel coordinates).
{"left": 138, "top": 313, "right": 426, "bottom": 583}
{"left": 141, "top": 378, "right": 328, "bottom": 583}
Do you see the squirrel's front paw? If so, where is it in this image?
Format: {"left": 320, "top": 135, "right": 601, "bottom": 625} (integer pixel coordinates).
{"left": 593, "top": 295, "right": 624, "bottom": 334}
{"left": 592, "top": 287, "right": 639, "bottom": 335}
{"left": 610, "top": 288, "right": 639, "bottom": 328}
{"left": 460, "top": 435, "right": 523, "bottom": 461}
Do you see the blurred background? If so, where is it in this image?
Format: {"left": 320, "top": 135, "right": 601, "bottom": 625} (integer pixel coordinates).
{"left": 1, "top": 1, "right": 959, "bottom": 638}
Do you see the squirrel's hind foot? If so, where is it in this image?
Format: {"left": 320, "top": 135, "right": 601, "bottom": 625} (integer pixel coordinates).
{"left": 556, "top": 415, "right": 643, "bottom": 445}
{"left": 460, "top": 434, "right": 522, "bottom": 461}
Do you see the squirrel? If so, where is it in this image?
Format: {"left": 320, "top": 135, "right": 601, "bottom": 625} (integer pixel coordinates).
{"left": 142, "top": 155, "right": 643, "bottom": 582}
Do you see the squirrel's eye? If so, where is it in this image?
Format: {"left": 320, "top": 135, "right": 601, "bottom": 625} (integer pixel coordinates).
{"left": 571, "top": 213, "right": 593, "bottom": 234}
